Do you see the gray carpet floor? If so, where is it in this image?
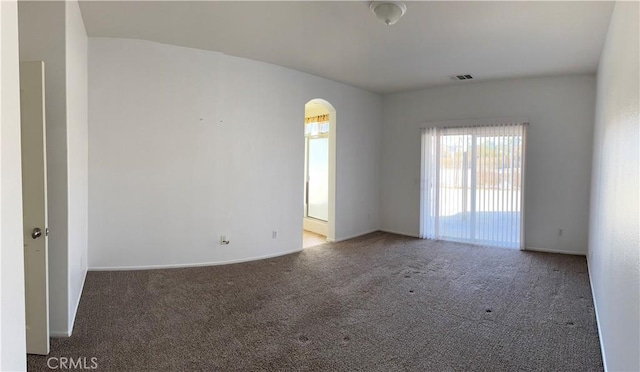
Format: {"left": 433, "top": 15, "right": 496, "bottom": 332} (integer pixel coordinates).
{"left": 27, "top": 232, "right": 603, "bottom": 371}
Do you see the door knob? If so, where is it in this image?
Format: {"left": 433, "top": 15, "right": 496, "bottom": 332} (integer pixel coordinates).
{"left": 31, "top": 227, "right": 42, "bottom": 239}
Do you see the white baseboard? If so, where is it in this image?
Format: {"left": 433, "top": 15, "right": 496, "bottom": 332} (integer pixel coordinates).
{"left": 524, "top": 246, "right": 587, "bottom": 256}
{"left": 50, "top": 330, "right": 70, "bottom": 338}
{"left": 330, "top": 229, "right": 380, "bottom": 243}
{"left": 586, "top": 256, "right": 608, "bottom": 371}
{"left": 379, "top": 229, "right": 420, "bottom": 238}
{"left": 89, "top": 248, "right": 304, "bottom": 271}
{"left": 303, "top": 218, "right": 328, "bottom": 236}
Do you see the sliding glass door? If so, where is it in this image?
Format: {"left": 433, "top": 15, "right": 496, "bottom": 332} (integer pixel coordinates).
{"left": 421, "top": 123, "right": 527, "bottom": 249}
{"left": 306, "top": 136, "right": 329, "bottom": 221}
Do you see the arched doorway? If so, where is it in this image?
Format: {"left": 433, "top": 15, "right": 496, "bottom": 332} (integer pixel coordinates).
{"left": 302, "top": 99, "right": 336, "bottom": 247}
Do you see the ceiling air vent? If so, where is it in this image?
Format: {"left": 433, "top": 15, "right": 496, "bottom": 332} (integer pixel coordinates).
{"left": 450, "top": 74, "right": 474, "bottom": 81}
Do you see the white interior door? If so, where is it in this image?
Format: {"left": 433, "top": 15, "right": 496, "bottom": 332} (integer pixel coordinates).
{"left": 20, "top": 61, "right": 50, "bottom": 355}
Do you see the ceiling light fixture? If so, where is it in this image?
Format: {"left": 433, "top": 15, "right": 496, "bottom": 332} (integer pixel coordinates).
{"left": 370, "top": 1, "right": 407, "bottom": 26}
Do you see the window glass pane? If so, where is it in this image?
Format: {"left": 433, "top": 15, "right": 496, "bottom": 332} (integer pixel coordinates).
{"left": 308, "top": 137, "right": 329, "bottom": 221}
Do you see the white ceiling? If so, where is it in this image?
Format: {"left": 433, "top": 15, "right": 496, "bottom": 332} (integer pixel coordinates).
{"left": 78, "top": 1, "right": 614, "bottom": 94}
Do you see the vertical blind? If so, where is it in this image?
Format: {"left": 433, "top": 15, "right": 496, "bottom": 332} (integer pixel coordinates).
{"left": 420, "top": 122, "right": 527, "bottom": 249}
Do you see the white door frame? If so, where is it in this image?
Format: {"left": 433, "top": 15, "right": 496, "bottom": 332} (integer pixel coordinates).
{"left": 304, "top": 99, "right": 336, "bottom": 242}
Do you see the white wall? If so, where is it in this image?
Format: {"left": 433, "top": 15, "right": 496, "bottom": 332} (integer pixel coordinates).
{"left": 381, "top": 75, "right": 596, "bottom": 254}
{"left": 589, "top": 2, "right": 639, "bottom": 370}
{"left": 0, "top": 0, "right": 27, "bottom": 370}
{"left": 18, "top": 0, "right": 89, "bottom": 337}
{"left": 88, "top": 38, "right": 381, "bottom": 269}
{"left": 65, "top": 0, "right": 88, "bottom": 335}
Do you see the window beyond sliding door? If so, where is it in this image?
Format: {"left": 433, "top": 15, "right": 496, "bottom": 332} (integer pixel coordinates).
{"left": 420, "top": 123, "right": 527, "bottom": 249}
